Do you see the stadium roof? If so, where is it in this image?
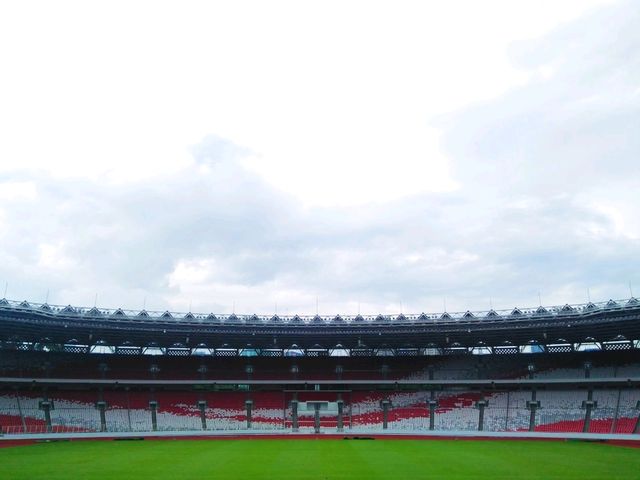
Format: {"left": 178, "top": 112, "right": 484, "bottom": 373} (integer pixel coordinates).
{"left": 1, "top": 297, "right": 640, "bottom": 353}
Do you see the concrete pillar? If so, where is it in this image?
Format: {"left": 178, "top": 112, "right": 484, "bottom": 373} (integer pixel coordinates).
{"left": 245, "top": 400, "right": 253, "bottom": 429}
{"left": 381, "top": 399, "right": 391, "bottom": 430}
{"left": 634, "top": 400, "right": 640, "bottom": 434}
{"left": 526, "top": 390, "right": 540, "bottom": 432}
{"left": 96, "top": 401, "right": 108, "bottom": 432}
{"left": 337, "top": 396, "right": 344, "bottom": 432}
{"left": 313, "top": 403, "right": 321, "bottom": 434}
{"left": 475, "top": 397, "right": 489, "bottom": 431}
{"left": 428, "top": 391, "right": 438, "bottom": 431}
{"left": 149, "top": 401, "right": 158, "bottom": 431}
{"left": 125, "top": 387, "right": 132, "bottom": 432}
{"left": 582, "top": 390, "right": 597, "bottom": 433}
{"left": 14, "top": 389, "right": 27, "bottom": 433}
{"left": 198, "top": 400, "right": 207, "bottom": 430}
{"left": 39, "top": 399, "right": 53, "bottom": 433}
{"left": 291, "top": 395, "right": 299, "bottom": 432}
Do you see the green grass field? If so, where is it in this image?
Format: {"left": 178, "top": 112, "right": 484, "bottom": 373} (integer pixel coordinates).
{"left": 1, "top": 439, "right": 638, "bottom": 479}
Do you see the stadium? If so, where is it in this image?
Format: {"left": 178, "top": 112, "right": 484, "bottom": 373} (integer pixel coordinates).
{"left": 2, "top": 0, "right": 640, "bottom": 476}
{"left": 1, "top": 295, "right": 639, "bottom": 478}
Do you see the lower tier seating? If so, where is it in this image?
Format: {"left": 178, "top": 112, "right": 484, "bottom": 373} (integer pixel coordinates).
{"left": 1, "top": 388, "right": 638, "bottom": 434}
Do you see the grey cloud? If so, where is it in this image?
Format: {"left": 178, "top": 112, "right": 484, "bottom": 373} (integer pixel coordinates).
{"left": 440, "top": 1, "right": 640, "bottom": 194}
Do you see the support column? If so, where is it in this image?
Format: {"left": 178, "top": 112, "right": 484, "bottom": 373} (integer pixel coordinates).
{"left": 149, "top": 400, "right": 158, "bottom": 431}
{"left": 125, "top": 387, "right": 132, "bottom": 432}
{"left": 610, "top": 389, "right": 622, "bottom": 434}
{"left": 15, "top": 389, "right": 27, "bottom": 433}
{"left": 96, "top": 387, "right": 107, "bottom": 432}
{"left": 526, "top": 390, "right": 541, "bottom": 432}
{"left": 475, "top": 397, "right": 488, "bottom": 431}
{"left": 337, "top": 395, "right": 344, "bottom": 432}
{"left": 381, "top": 399, "right": 391, "bottom": 430}
{"left": 39, "top": 399, "right": 53, "bottom": 433}
{"left": 291, "top": 395, "right": 299, "bottom": 432}
{"left": 198, "top": 400, "right": 207, "bottom": 430}
{"left": 313, "top": 403, "right": 321, "bottom": 434}
{"left": 96, "top": 401, "right": 108, "bottom": 432}
{"left": 245, "top": 400, "right": 253, "bottom": 429}
{"left": 428, "top": 391, "right": 438, "bottom": 431}
{"left": 634, "top": 401, "right": 640, "bottom": 434}
{"left": 582, "top": 390, "right": 597, "bottom": 433}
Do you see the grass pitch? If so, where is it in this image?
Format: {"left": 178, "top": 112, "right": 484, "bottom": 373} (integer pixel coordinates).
{"left": 1, "top": 439, "right": 638, "bottom": 479}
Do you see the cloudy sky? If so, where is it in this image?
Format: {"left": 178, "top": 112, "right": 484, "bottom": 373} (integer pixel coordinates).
{"left": 0, "top": 0, "right": 638, "bottom": 315}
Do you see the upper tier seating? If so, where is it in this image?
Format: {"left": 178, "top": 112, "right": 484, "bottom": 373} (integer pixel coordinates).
{"left": 3, "top": 350, "right": 639, "bottom": 381}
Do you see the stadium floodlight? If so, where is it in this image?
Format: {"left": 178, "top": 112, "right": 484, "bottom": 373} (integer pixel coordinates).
{"left": 98, "top": 362, "right": 109, "bottom": 379}
{"left": 149, "top": 364, "right": 160, "bottom": 379}
{"left": 528, "top": 363, "right": 536, "bottom": 379}
{"left": 41, "top": 362, "right": 53, "bottom": 377}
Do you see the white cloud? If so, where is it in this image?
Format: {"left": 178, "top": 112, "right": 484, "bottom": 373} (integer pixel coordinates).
{"left": 0, "top": 0, "right": 614, "bottom": 206}
{"left": 0, "top": 0, "right": 637, "bottom": 316}
{"left": 0, "top": 181, "right": 38, "bottom": 201}
{"left": 37, "top": 243, "right": 76, "bottom": 270}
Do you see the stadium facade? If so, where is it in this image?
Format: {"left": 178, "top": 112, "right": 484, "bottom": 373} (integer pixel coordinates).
{"left": 0, "top": 297, "right": 639, "bottom": 439}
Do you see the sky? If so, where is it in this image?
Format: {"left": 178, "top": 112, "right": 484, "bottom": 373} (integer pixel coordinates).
{"left": 0, "top": 0, "right": 638, "bottom": 316}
